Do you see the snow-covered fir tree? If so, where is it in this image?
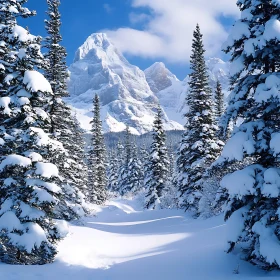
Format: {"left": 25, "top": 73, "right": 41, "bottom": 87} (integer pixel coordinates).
{"left": 107, "top": 150, "right": 119, "bottom": 193}
{"left": 145, "top": 106, "right": 169, "bottom": 210}
{"left": 214, "top": 80, "right": 224, "bottom": 119}
{"left": 44, "top": 0, "right": 68, "bottom": 100}
{"left": 122, "top": 144, "right": 143, "bottom": 195}
{"left": 88, "top": 94, "right": 107, "bottom": 204}
{"left": 140, "top": 144, "right": 150, "bottom": 189}
{"left": 118, "top": 126, "right": 132, "bottom": 196}
{"left": 43, "top": 0, "right": 86, "bottom": 220}
{"left": 0, "top": 0, "right": 67, "bottom": 264}
{"left": 218, "top": 0, "right": 280, "bottom": 270}
{"left": 123, "top": 126, "right": 132, "bottom": 168}
{"left": 107, "top": 140, "right": 125, "bottom": 194}
{"left": 176, "top": 24, "right": 223, "bottom": 216}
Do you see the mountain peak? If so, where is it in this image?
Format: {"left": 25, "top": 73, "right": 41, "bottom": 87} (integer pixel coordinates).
{"left": 73, "top": 32, "right": 124, "bottom": 63}
{"left": 145, "top": 62, "right": 178, "bottom": 93}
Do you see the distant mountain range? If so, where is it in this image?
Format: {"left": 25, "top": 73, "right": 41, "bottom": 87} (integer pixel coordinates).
{"left": 66, "top": 33, "right": 230, "bottom": 135}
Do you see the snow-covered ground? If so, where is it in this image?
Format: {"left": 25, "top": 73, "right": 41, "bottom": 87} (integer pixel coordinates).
{"left": 1, "top": 199, "right": 279, "bottom": 279}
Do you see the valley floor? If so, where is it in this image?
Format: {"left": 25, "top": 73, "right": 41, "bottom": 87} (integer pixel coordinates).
{"left": 1, "top": 199, "right": 280, "bottom": 280}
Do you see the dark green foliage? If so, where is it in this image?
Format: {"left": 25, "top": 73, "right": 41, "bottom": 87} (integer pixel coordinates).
{"left": 214, "top": 80, "right": 224, "bottom": 118}
{"left": 176, "top": 25, "right": 223, "bottom": 215}
{"left": 88, "top": 94, "right": 107, "bottom": 204}
{"left": 145, "top": 106, "right": 169, "bottom": 209}
{"left": 43, "top": 0, "right": 87, "bottom": 219}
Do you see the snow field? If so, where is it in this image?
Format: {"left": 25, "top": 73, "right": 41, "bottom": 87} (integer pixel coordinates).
{"left": 1, "top": 199, "right": 279, "bottom": 280}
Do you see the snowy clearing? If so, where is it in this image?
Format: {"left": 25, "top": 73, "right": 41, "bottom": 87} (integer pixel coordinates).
{"left": 1, "top": 199, "right": 279, "bottom": 279}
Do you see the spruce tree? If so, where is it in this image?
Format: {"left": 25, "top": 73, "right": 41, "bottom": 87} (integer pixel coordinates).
{"left": 218, "top": 0, "right": 280, "bottom": 269}
{"left": 107, "top": 141, "right": 124, "bottom": 194}
{"left": 88, "top": 94, "right": 107, "bottom": 204}
{"left": 214, "top": 80, "right": 224, "bottom": 118}
{"left": 107, "top": 150, "right": 119, "bottom": 193}
{"left": 120, "top": 144, "right": 143, "bottom": 196}
{"left": 118, "top": 126, "right": 132, "bottom": 196}
{"left": 44, "top": 0, "right": 68, "bottom": 100}
{"left": 176, "top": 24, "right": 223, "bottom": 215}
{"left": 0, "top": 0, "right": 66, "bottom": 264}
{"left": 124, "top": 126, "right": 132, "bottom": 167}
{"left": 43, "top": 0, "right": 86, "bottom": 219}
{"left": 145, "top": 106, "right": 169, "bottom": 209}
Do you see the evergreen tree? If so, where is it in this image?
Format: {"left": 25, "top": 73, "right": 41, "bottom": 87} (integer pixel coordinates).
{"left": 43, "top": 0, "right": 86, "bottom": 220}
{"left": 70, "top": 114, "right": 88, "bottom": 196}
{"left": 118, "top": 126, "right": 132, "bottom": 196}
{"left": 88, "top": 94, "right": 107, "bottom": 204}
{"left": 214, "top": 80, "right": 224, "bottom": 118}
{"left": 140, "top": 144, "right": 150, "bottom": 189}
{"left": 0, "top": 0, "right": 66, "bottom": 264}
{"left": 107, "top": 140, "right": 125, "bottom": 194}
{"left": 176, "top": 25, "right": 223, "bottom": 215}
{"left": 44, "top": 0, "right": 68, "bottom": 99}
{"left": 124, "top": 126, "right": 132, "bottom": 167}
{"left": 145, "top": 106, "right": 169, "bottom": 209}
{"left": 107, "top": 150, "right": 119, "bottom": 193}
{"left": 218, "top": 0, "right": 280, "bottom": 269}
{"left": 122, "top": 144, "right": 143, "bottom": 195}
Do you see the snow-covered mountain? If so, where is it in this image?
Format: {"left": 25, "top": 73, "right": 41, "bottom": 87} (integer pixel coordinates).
{"left": 144, "top": 62, "right": 178, "bottom": 93}
{"left": 206, "top": 57, "right": 230, "bottom": 92}
{"left": 67, "top": 33, "right": 183, "bottom": 134}
{"left": 67, "top": 33, "right": 230, "bottom": 134}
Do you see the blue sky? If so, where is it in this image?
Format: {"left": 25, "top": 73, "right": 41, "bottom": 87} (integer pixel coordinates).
{"left": 21, "top": 0, "right": 238, "bottom": 80}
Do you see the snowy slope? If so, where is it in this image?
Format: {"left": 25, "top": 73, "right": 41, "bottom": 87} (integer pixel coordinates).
{"left": 66, "top": 33, "right": 183, "bottom": 134}
{"left": 1, "top": 199, "right": 278, "bottom": 280}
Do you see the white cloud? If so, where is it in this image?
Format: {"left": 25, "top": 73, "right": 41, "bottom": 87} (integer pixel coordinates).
{"left": 129, "top": 12, "right": 151, "bottom": 25}
{"left": 106, "top": 0, "right": 239, "bottom": 63}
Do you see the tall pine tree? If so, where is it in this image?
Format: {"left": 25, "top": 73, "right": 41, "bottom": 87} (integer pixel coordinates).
{"left": 43, "top": 0, "right": 87, "bottom": 219}
{"left": 0, "top": 0, "right": 66, "bottom": 264}
{"left": 214, "top": 80, "right": 224, "bottom": 119}
{"left": 218, "top": 0, "right": 280, "bottom": 269}
{"left": 107, "top": 150, "right": 119, "bottom": 193}
{"left": 44, "top": 0, "right": 68, "bottom": 100}
{"left": 88, "top": 94, "right": 107, "bottom": 204}
{"left": 145, "top": 106, "right": 169, "bottom": 209}
{"left": 176, "top": 25, "right": 223, "bottom": 215}
{"left": 118, "top": 126, "right": 133, "bottom": 196}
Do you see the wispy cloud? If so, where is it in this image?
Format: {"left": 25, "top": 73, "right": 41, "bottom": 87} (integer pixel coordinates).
{"left": 106, "top": 0, "right": 239, "bottom": 63}
{"left": 103, "top": 3, "right": 114, "bottom": 14}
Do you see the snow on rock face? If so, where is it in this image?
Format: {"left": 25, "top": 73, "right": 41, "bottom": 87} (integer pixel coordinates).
{"left": 206, "top": 58, "right": 230, "bottom": 91}
{"left": 144, "top": 62, "right": 178, "bottom": 93}
{"left": 67, "top": 33, "right": 183, "bottom": 134}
